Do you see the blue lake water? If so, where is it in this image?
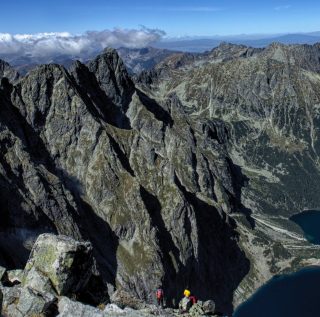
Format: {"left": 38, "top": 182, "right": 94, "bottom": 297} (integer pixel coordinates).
{"left": 233, "top": 267, "right": 320, "bottom": 317}
{"left": 290, "top": 210, "right": 320, "bottom": 244}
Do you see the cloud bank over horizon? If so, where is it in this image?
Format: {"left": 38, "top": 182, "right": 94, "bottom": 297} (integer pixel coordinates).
{"left": 0, "top": 28, "right": 165, "bottom": 57}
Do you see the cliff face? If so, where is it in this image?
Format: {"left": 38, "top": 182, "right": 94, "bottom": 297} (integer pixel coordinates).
{"left": 0, "top": 48, "right": 249, "bottom": 315}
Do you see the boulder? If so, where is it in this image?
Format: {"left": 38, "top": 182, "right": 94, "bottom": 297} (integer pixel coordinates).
{"left": 23, "top": 234, "right": 93, "bottom": 296}
{"left": 104, "top": 303, "right": 124, "bottom": 313}
{"left": 186, "top": 299, "right": 216, "bottom": 316}
{"left": 7, "top": 287, "right": 57, "bottom": 317}
{"left": 189, "top": 302, "right": 205, "bottom": 316}
{"left": 202, "top": 300, "right": 215, "bottom": 314}
{"left": 0, "top": 284, "right": 21, "bottom": 314}
{"left": 58, "top": 297, "right": 105, "bottom": 317}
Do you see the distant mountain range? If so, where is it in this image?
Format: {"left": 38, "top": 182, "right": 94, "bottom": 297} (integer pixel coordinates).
{"left": 1, "top": 32, "right": 320, "bottom": 75}
{"left": 154, "top": 33, "right": 320, "bottom": 52}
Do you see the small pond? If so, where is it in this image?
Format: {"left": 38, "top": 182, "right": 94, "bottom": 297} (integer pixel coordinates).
{"left": 290, "top": 210, "right": 320, "bottom": 244}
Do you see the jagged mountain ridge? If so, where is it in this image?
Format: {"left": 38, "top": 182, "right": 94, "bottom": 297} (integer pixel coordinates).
{"left": 0, "top": 48, "right": 250, "bottom": 314}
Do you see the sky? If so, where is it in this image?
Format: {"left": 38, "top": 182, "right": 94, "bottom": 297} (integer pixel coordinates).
{"left": 0, "top": 0, "right": 319, "bottom": 57}
{"left": 0, "top": 0, "right": 319, "bottom": 37}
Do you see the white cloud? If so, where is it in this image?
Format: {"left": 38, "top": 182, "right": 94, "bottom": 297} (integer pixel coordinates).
{"left": 0, "top": 28, "right": 165, "bottom": 58}
{"left": 274, "top": 5, "right": 292, "bottom": 11}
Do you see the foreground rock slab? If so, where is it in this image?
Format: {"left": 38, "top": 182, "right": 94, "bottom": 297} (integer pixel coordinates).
{"left": 58, "top": 297, "right": 179, "bottom": 317}
{"left": 23, "top": 233, "right": 93, "bottom": 296}
{"left": 58, "top": 297, "right": 105, "bottom": 317}
{"left": 0, "top": 284, "right": 21, "bottom": 314}
{"left": 7, "top": 287, "right": 57, "bottom": 317}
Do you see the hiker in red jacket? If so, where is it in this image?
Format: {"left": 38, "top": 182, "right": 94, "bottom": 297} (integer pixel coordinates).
{"left": 156, "top": 286, "right": 164, "bottom": 307}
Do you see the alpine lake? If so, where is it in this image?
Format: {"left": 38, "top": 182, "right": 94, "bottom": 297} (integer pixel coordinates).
{"left": 233, "top": 210, "right": 320, "bottom": 317}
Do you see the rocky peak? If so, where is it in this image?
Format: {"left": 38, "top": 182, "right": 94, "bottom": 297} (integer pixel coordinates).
{"left": 12, "top": 63, "right": 77, "bottom": 132}
{"left": 0, "top": 59, "right": 19, "bottom": 83}
{"left": 88, "top": 48, "right": 135, "bottom": 113}
{"left": 208, "top": 42, "right": 262, "bottom": 61}
{"left": 69, "top": 59, "right": 132, "bottom": 129}
{"left": 262, "top": 42, "right": 320, "bottom": 72}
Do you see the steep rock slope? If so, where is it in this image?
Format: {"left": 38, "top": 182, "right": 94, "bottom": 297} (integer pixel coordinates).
{"left": 139, "top": 42, "right": 320, "bottom": 303}
{"left": 0, "top": 77, "right": 82, "bottom": 269}
{"left": 0, "top": 49, "right": 249, "bottom": 314}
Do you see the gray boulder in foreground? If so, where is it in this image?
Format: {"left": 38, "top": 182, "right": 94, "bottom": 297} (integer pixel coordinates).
{"left": 23, "top": 233, "right": 93, "bottom": 296}
{"left": 0, "top": 285, "right": 21, "bottom": 316}
{"left": 58, "top": 296, "right": 176, "bottom": 317}
{"left": 202, "top": 300, "right": 216, "bottom": 314}
{"left": 58, "top": 296, "right": 105, "bottom": 317}
{"left": 8, "top": 287, "right": 57, "bottom": 317}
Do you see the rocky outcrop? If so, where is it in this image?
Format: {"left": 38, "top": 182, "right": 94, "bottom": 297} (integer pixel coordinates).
{"left": 1, "top": 233, "right": 219, "bottom": 316}
{"left": 188, "top": 300, "right": 216, "bottom": 316}
{"left": 0, "top": 234, "right": 105, "bottom": 316}
{"left": 8, "top": 287, "right": 57, "bottom": 317}
{"left": 58, "top": 297, "right": 105, "bottom": 317}
{"left": 23, "top": 234, "right": 93, "bottom": 296}
{"left": 0, "top": 284, "right": 21, "bottom": 315}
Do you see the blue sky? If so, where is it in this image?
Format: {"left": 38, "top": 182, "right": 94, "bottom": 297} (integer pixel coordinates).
{"left": 1, "top": 0, "right": 320, "bottom": 36}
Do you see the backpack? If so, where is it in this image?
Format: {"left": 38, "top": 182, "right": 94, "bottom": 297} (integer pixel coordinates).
{"left": 156, "top": 289, "right": 164, "bottom": 299}
{"left": 189, "top": 295, "right": 197, "bottom": 305}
